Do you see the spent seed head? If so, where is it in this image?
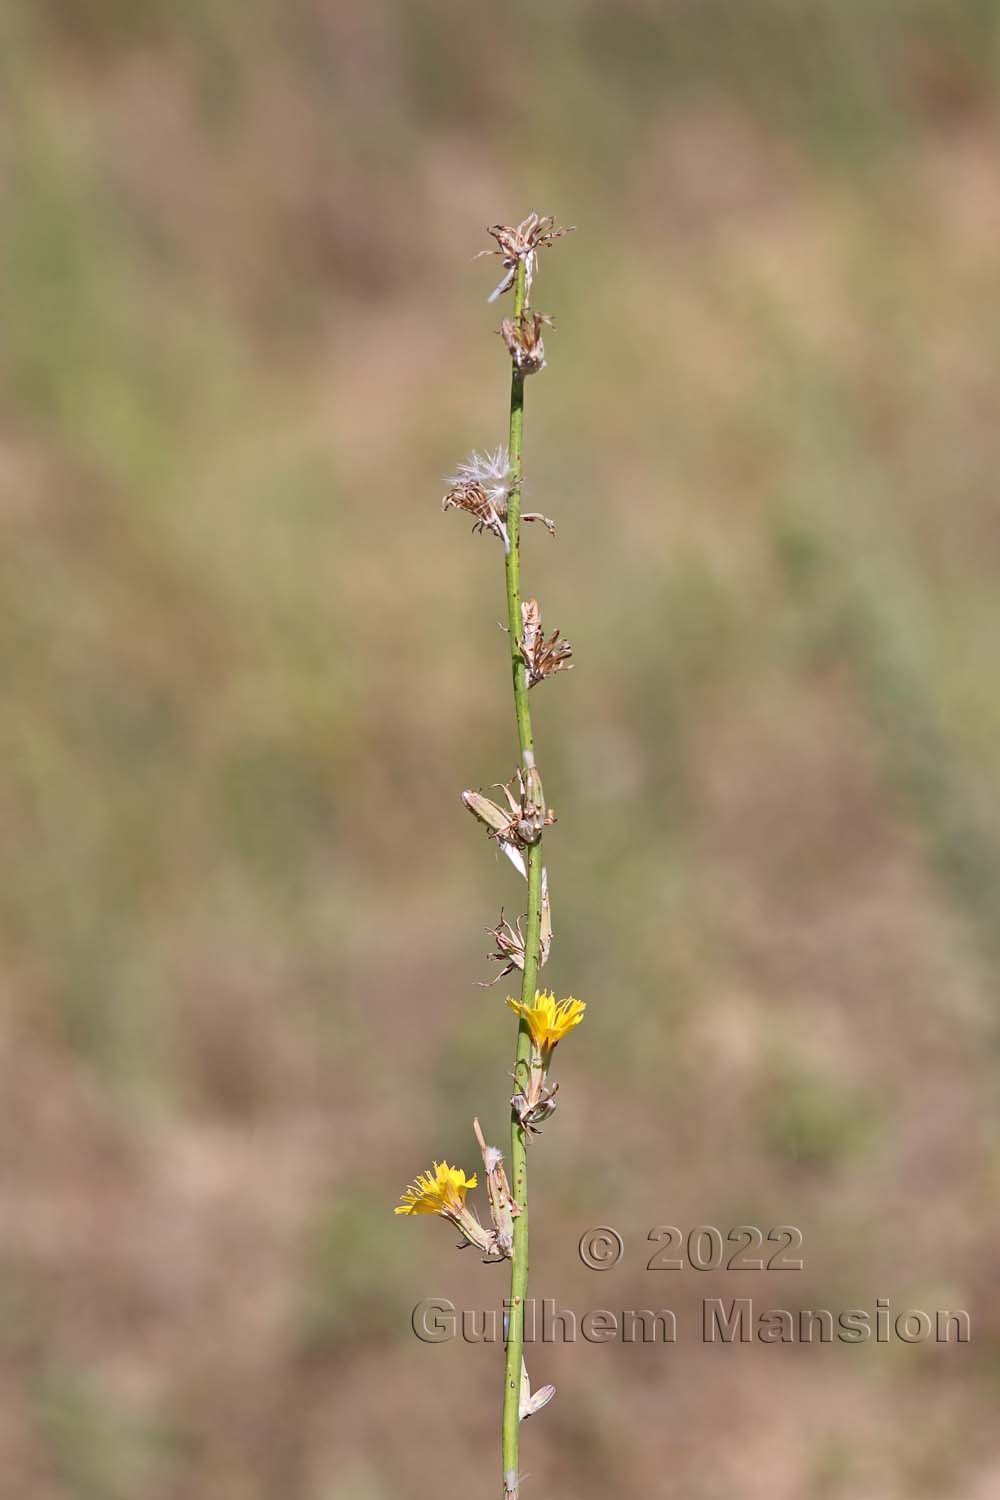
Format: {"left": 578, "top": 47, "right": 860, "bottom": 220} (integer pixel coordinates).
{"left": 478, "top": 213, "right": 574, "bottom": 303}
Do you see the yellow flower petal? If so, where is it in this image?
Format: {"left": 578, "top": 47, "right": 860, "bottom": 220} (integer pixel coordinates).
{"left": 506, "top": 990, "right": 586, "bottom": 1049}
{"left": 395, "top": 1160, "right": 477, "bottom": 1216}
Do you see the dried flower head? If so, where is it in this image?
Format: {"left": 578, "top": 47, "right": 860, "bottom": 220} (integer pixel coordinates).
{"left": 442, "top": 446, "right": 513, "bottom": 546}
{"left": 443, "top": 447, "right": 556, "bottom": 545}
{"left": 484, "top": 908, "right": 528, "bottom": 984}
{"left": 511, "top": 1078, "right": 559, "bottom": 1138}
{"left": 463, "top": 769, "right": 556, "bottom": 880}
{"left": 500, "top": 310, "right": 552, "bottom": 375}
{"left": 478, "top": 213, "right": 574, "bottom": 303}
{"left": 521, "top": 598, "right": 573, "bottom": 688}
{"left": 482, "top": 866, "right": 552, "bottom": 984}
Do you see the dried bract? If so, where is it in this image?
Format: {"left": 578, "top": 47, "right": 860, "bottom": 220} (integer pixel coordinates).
{"left": 515, "top": 763, "right": 551, "bottom": 846}
{"left": 521, "top": 506, "right": 557, "bottom": 538}
{"left": 500, "top": 310, "right": 552, "bottom": 375}
{"left": 519, "top": 1360, "right": 555, "bottom": 1421}
{"left": 521, "top": 598, "right": 573, "bottom": 688}
{"left": 539, "top": 867, "right": 552, "bottom": 967}
{"left": 463, "top": 788, "right": 519, "bottom": 842}
{"left": 473, "top": 1117, "right": 520, "bottom": 1259}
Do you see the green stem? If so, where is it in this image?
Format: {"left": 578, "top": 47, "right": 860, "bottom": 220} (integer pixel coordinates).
{"left": 500, "top": 258, "right": 543, "bottom": 1498}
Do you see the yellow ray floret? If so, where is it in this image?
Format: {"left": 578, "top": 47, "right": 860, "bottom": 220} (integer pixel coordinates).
{"left": 395, "top": 1161, "right": 478, "bottom": 1216}
{"left": 506, "top": 990, "right": 586, "bottom": 1049}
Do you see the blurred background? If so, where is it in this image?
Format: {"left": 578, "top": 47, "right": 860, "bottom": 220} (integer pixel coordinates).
{"left": 2, "top": 2, "right": 1000, "bottom": 1496}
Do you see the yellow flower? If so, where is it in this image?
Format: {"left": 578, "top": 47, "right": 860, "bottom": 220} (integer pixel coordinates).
{"left": 395, "top": 1161, "right": 478, "bottom": 1216}
{"left": 506, "top": 990, "right": 586, "bottom": 1051}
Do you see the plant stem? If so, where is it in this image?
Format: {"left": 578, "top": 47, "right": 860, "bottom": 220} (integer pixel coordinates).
{"left": 500, "top": 257, "right": 543, "bottom": 1498}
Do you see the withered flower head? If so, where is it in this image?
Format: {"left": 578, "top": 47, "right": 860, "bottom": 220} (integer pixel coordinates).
{"left": 499, "top": 310, "right": 552, "bottom": 376}
{"left": 481, "top": 867, "right": 552, "bottom": 985}
{"left": 483, "top": 908, "right": 527, "bottom": 984}
{"left": 441, "top": 447, "right": 557, "bottom": 544}
{"left": 520, "top": 598, "right": 573, "bottom": 688}
{"left": 511, "top": 1079, "right": 559, "bottom": 1138}
{"left": 478, "top": 213, "right": 574, "bottom": 303}
{"left": 442, "top": 446, "right": 512, "bottom": 546}
{"left": 462, "top": 773, "right": 550, "bottom": 863}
